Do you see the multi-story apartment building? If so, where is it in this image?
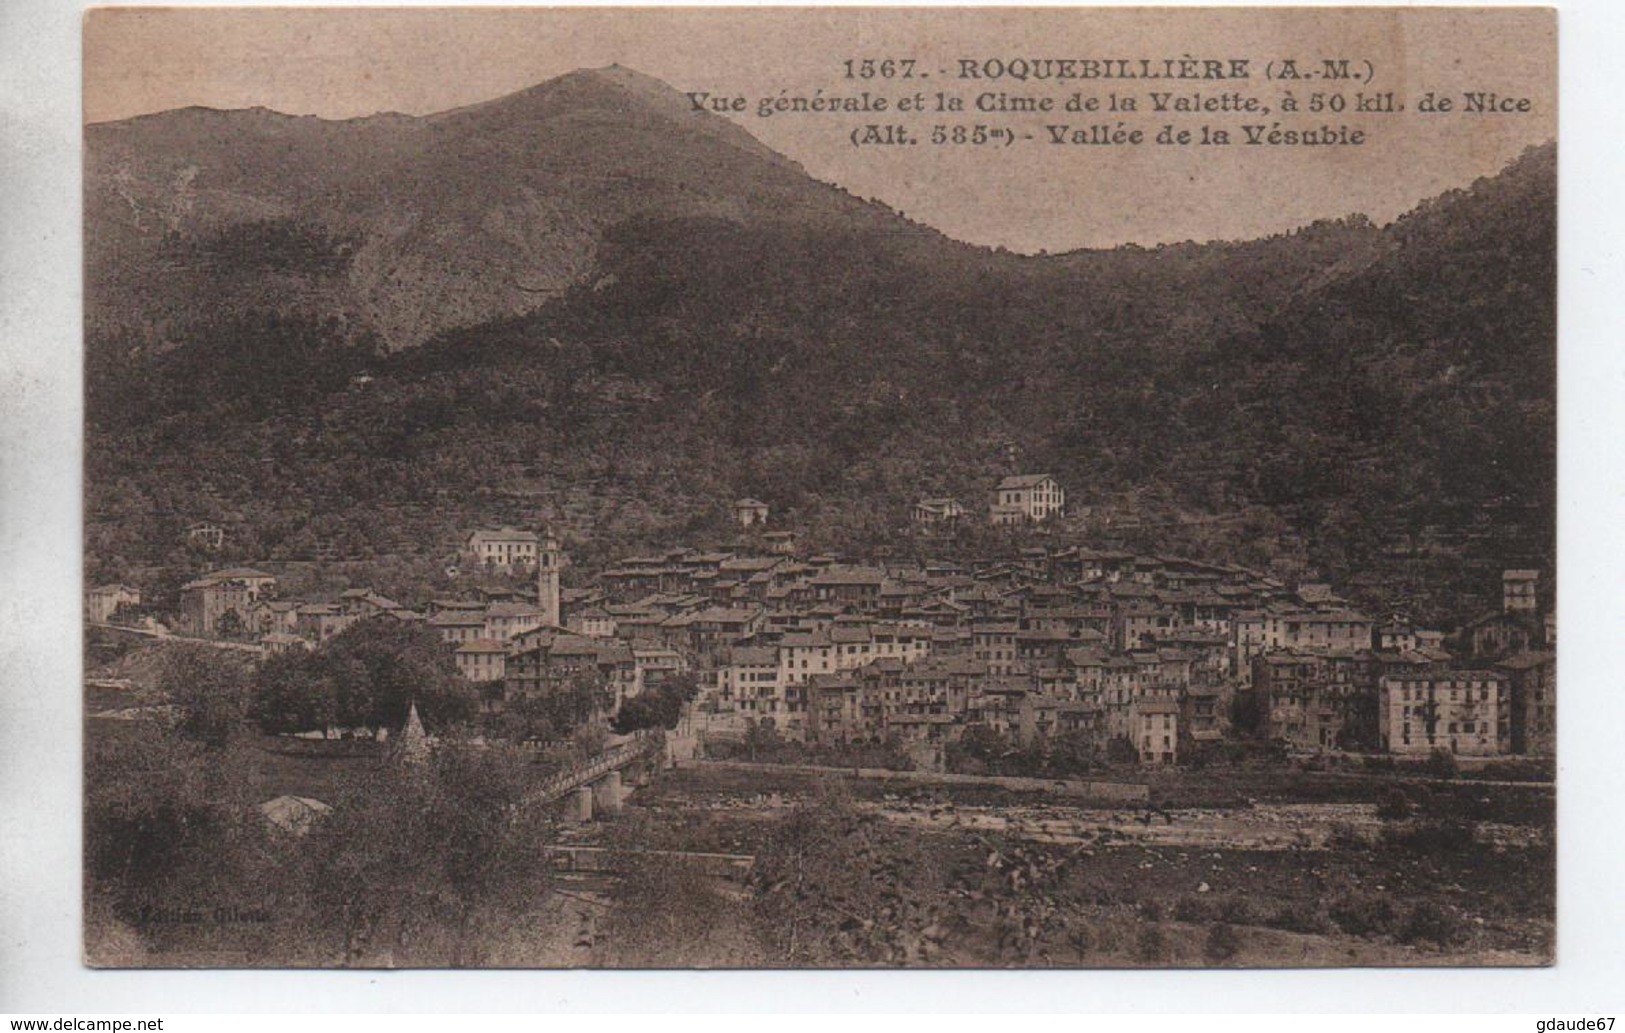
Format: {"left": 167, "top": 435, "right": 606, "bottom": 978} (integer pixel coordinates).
{"left": 1379, "top": 670, "right": 1507, "bottom": 756}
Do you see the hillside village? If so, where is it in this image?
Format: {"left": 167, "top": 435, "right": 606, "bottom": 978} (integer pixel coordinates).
{"left": 88, "top": 473, "right": 1555, "bottom": 773}
{"left": 74, "top": 50, "right": 1558, "bottom": 970}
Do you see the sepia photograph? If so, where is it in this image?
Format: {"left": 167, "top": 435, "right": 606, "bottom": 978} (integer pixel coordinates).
{"left": 79, "top": 6, "right": 1556, "bottom": 970}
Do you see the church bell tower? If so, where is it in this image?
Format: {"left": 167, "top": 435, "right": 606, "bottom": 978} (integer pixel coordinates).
{"left": 537, "top": 529, "right": 561, "bottom": 628}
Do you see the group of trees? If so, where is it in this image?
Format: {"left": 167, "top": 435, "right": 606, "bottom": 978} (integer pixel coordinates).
{"left": 306, "top": 740, "right": 554, "bottom": 967}
{"left": 252, "top": 618, "right": 478, "bottom": 735}
{"left": 85, "top": 626, "right": 591, "bottom": 965}
{"left": 945, "top": 726, "right": 1107, "bottom": 779}
{"left": 85, "top": 710, "right": 261, "bottom": 959}
{"left": 138, "top": 611, "right": 649, "bottom": 752}
{"left": 481, "top": 673, "right": 612, "bottom": 746}
{"left": 610, "top": 675, "right": 699, "bottom": 735}
{"left": 250, "top": 617, "right": 654, "bottom": 749}
{"left": 87, "top": 710, "right": 557, "bottom": 966}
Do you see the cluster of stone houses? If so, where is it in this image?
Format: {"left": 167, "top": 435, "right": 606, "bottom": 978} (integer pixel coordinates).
{"left": 97, "top": 514, "right": 1555, "bottom": 766}
{"left": 139, "top": 538, "right": 685, "bottom": 716}
{"left": 573, "top": 544, "right": 1553, "bottom": 766}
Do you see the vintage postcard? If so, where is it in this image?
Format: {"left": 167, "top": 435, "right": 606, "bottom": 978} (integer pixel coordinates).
{"left": 82, "top": 7, "right": 1555, "bottom": 969}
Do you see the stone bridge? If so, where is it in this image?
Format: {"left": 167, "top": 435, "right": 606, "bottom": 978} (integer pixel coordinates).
{"left": 527, "top": 729, "right": 666, "bottom": 822}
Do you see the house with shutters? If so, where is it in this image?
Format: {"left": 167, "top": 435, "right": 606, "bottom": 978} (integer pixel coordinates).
{"left": 465, "top": 528, "right": 539, "bottom": 570}
{"left": 989, "top": 474, "right": 1065, "bottom": 525}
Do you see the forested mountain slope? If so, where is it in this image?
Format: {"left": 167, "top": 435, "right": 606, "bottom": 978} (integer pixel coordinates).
{"left": 85, "top": 67, "right": 1554, "bottom": 626}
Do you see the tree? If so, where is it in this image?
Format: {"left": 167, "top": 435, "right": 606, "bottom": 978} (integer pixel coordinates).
{"left": 1425, "top": 746, "right": 1459, "bottom": 780}
{"left": 743, "top": 718, "right": 784, "bottom": 762}
{"left": 946, "top": 724, "right": 1011, "bottom": 775}
{"left": 323, "top": 617, "right": 473, "bottom": 730}
{"left": 537, "top": 671, "right": 612, "bottom": 735}
{"left": 251, "top": 617, "right": 477, "bottom": 736}
{"left": 1230, "top": 689, "right": 1263, "bottom": 738}
{"left": 251, "top": 649, "right": 338, "bottom": 734}
{"left": 611, "top": 675, "right": 699, "bottom": 734}
{"left": 306, "top": 738, "right": 550, "bottom": 966}
{"left": 1045, "top": 729, "right": 1098, "bottom": 776}
{"left": 611, "top": 693, "right": 674, "bottom": 735}
{"left": 84, "top": 718, "right": 267, "bottom": 937}
{"left": 1105, "top": 735, "right": 1140, "bottom": 767}
{"left": 214, "top": 607, "right": 246, "bottom": 639}
{"left": 159, "top": 643, "right": 254, "bottom": 748}
{"left": 485, "top": 692, "right": 557, "bottom": 745}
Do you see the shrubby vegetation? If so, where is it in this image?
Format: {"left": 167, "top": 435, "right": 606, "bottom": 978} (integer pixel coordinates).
{"left": 251, "top": 618, "right": 477, "bottom": 735}
{"left": 309, "top": 739, "right": 552, "bottom": 967}
{"left": 704, "top": 723, "right": 917, "bottom": 771}
{"left": 610, "top": 675, "right": 699, "bottom": 734}
{"left": 86, "top": 715, "right": 556, "bottom": 966}
{"left": 945, "top": 726, "right": 1105, "bottom": 778}
{"left": 85, "top": 633, "right": 578, "bottom": 966}
{"left": 483, "top": 675, "right": 612, "bottom": 746}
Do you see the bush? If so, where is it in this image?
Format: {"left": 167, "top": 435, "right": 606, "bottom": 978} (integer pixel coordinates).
{"left": 1398, "top": 901, "right": 1466, "bottom": 947}
{"left": 1265, "top": 901, "right": 1332, "bottom": 935}
{"left": 1092, "top": 914, "right": 1127, "bottom": 954}
{"left": 1064, "top": 920, "right": 1093, "bottom": 961}
{"left": 1381, "top": 819, "right": 1477, "bottom": 854}
{"left": 1328, "top": 821, "right": 1368, "bottom": 850}
{"left": 604, "top": 848, "right": 755, "bottom": 966}
{"left": 1135, "top": 925, "right": 1170, "bottom": 964}
{"left": 1204, "top": 922, "right": 1242, "bottom": 963}
{"left": 1329, "top": 894, "right": 1398, "bottom": 938}
{"left": 1173, "top": 896, "right": 1210, "bottom": 923}
{"left": 1425, "top": 747, "right": 1460, "bottom": 780}
{"left": 1217, "top": 896, "right": 1256, "bottom": 926}
{"left": 1376, "top": 786, "right": 1414, "bottom": 820}
{"left": 748, "top": 794, "right": 954, "bottom": 966}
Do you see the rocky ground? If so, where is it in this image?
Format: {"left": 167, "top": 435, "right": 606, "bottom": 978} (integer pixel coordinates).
{"left": 570, "top": 763, "right": 1555, "bottom": 968}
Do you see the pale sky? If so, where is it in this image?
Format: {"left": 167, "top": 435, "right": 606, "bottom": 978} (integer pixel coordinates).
{"left": 84, "top": 7, "right": 1555, "bottom": 252}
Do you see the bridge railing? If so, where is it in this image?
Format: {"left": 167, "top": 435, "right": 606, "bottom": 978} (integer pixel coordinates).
{"left": 527, "top": 730, "right": 662, "bottom": 806}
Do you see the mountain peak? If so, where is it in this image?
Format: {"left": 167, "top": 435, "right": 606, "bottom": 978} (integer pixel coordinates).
{"left": 431, "top": 64, "right": 788, "bottom": 167}
{"left": 85, "top": 63, "right": 874, "bottom": 349}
